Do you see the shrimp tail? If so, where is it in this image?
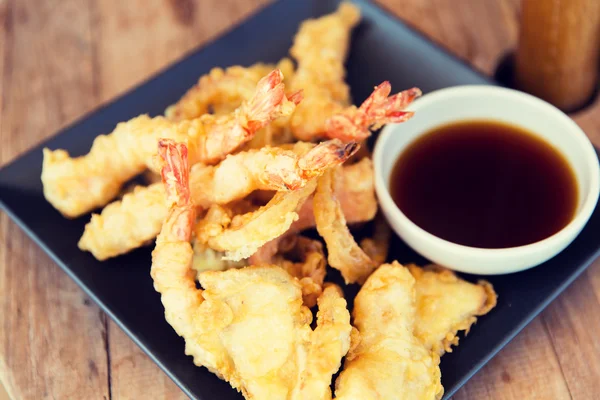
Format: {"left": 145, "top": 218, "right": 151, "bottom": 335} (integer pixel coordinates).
{"left": 151, "top": 139, "right": 203, "bottom": 342}
{"left": 287, "top": 89, "right": 304, "bottom": 105}
{"left": 326, "top": 83, "right": 422, "bottom": 142}
{"left": 158, "top": 139, "right": 191, "bottom": 208}
{"left": 156, "top": 139, "right": 195, "bottom": 242}
{"left": 245, "top": 70, "right": 302, "bottom": 133}
{"left": 296, "top": 139, "right": 360, "bottom": 183}
{"left": 360, "top": 83, "right": 421, "bottom": 127}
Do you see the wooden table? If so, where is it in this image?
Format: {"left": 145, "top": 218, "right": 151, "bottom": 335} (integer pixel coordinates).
{"left": 1, "top": 0, "right": 599, "bottom": 399}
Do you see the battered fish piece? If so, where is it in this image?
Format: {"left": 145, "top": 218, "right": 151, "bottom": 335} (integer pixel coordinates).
{"left": 335, "top": 262, "right": 444, "bottom": 400}
{"left": 408, "top": 264, "right": 497, "bottom": 355}
{"left": 151, "top": 139, "right": 352, "bottom": 399}
{"left": 42, "top": 69, "right": 299, "bottom": 218}
{"left": 289, "top": 3, "right": 360, "bottom": 140}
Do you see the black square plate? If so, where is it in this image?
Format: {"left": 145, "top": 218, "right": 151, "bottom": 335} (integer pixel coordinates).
{"left": 1, "top": 0, "right": 599, "bottom": 399}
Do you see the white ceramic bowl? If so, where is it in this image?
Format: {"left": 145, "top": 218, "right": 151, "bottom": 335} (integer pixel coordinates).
{"left": 374, "top": 85, "right": 600, "bottom": 275}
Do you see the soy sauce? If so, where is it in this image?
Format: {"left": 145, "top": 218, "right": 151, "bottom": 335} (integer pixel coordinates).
{"left": 390, "top": 120, "right": 578, "bottom": 248}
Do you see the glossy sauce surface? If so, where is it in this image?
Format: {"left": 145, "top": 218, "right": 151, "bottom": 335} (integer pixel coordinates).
{"left": 390, "top": 120, "right": 578, "bottom": 248}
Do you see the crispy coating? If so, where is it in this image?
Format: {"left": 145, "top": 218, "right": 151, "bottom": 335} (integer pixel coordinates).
{"left": 42, "top": 69, "right": 298, "bottom": 218}
{"left": 360, "top": 213, "right": 392, "bottom": 266}
{"left": 293, "top": 157, "right": 377, "bottom": 232}
{"left": 192, "top": 235, "right": 326, "bottom": 308}
{"left": 79, "top": 140, "right": 357, "bottom": 260}
{"left": 151, "top": 141, "right": 351, "bottom": 398}
{"left": 408, "top": 264, "right": 497, "bottom": 355}
{"left": 167, "top": 60, "right": 297, "bottom": 150}
{"left": 335, "top": 262, "right": 444, "bottom": 400}
{"left": 289, "top": 3, "right": 360, "bottom": 140}
{"left": 314, "top": 167, "right": 375, "bottom": 284}
{"left": 249, "top": 157, "right": 377, "bottom": 270}
{"left": 196, "top": 179, "right": 317, "bottom": 261}
{"left": 166, "top": 59, "right": 295, "bottom": 121}
{"left": 191, "top": 241, "right": 246, "bottom": 276}
{"left": 42, "top": 116, "right": 186, "bottom": 218}
{"left": 260, "top": 235, "right": 327, "bottom": 308}
{"left": 78, "top": 183, "right": 168, "bottom": 260}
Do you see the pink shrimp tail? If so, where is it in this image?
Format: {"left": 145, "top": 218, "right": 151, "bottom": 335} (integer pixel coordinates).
{"left": 296, "top": 139, "right": 360, "bottom": 183}
{"left": 325, "top": 83, "right": 422, "bottom": 142}
{"left": 287, "top": 89, "right": 304, "bottom": 105}
{"left": 158, "top": 139, "right": 191, "bottom": 208}
{"left": 157, "top": 139, "right": 195, "bottom": 242}
{"left": 245, "top": 69, "right": 290, "bottom": 132}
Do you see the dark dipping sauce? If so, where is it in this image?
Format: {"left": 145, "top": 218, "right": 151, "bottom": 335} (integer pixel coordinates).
{"left": 390, "top": 120, "right": 578, "bottom": 248}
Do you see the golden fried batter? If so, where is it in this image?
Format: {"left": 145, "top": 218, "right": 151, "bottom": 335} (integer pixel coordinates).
{"left": 166, "top": 59, "right": 295, "bottom": 121}
{"left": 42, "top": 69, "right": 298, "bottom": 218}
{"left": 79, "top": 140, "right": 357, "bottom": 260}
{"left": 289, "top": 3, "right": 360, "bottom": 140}
{"left": 151, "top": 140, "right": 352, "bottom": 399}
{"left": 335, "top": 262, "right": 444, "bottom": 400}
{"left": 314, "top": 167, "right": 375, "bottom": 284}
{"left": 408, "top": 264, "right": 497, "bottom": 355}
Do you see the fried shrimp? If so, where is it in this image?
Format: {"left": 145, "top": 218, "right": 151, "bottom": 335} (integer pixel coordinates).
{"left": 293, "top": 156, "right": 377, "bottom": 232}
{"left": 166, "top": 59, "right": 295, "bottom": 121}
{"left": 249, "top": 156, "right": 377, "bottom": 268}
{"left": 360, "top": 213, "right": 392, "bottom": 266}
{"left": 195, "top": 179, "right": 317, "bottom": 262}
{"left": 288, "top": 2, "right": 360, "bottom": 141}
{"left": 314, "top": 167, "right": 375, "bottom": 285}
{"left": 335, "top": 262, "right": 444, "bottom": 400}
{"left": 151, "top": 139, "right": 352, "bottom": 399}
{"left": 79, "top": 140, "right": 357, "bottom": 260}
{"left": 42, "top": 69, "right": 299, "bottom": 218}
{"left": 325, "top": 82, "right": 422, "bottom": 142}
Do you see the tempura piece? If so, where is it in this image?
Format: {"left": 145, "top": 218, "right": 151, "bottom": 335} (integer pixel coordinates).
{"left": 314, "top": 167, "right": 375, "bottom": 284}
{"left": 335, "top": 262, "right": 444, "bottom": 400}
{"left": 262, "top": 236, "right": 326, "bottom": 308}
{"left": 408, "top": 264, "right": 497, "bottom": 355}
{"left": 288, "top": 3, "right": 360, "bottom": 140}
{"left": 249, "top": 157, "right": 377, "bottom": 269}
{"left": 360, "top": 213, "right": 392, "bottom": 266}
{"left": 151, "top": 139, "right": 352, "bottom": 399}
{"left": 196, "top": 179, "right": 317, "bottom": 261}
{"left": 325, "top": 82, "right": 421, "bottom": 142}
{"left": 166, "top": 60, "right": 297, "bottom": 150}
{"left": 292, "top": 157, "right": 377, "bottom": 232}
{"left": 42, "top": 69, "right": 299, "bottom": 218}
{"left": 166, "top": 59, "right": 295, "bottom": 121}
{"left": 79, "top": 140, "right": 357, "bottom": 260}
{"left": 78, "top": 183, "right": 169, "bottom": 260}
{"left": 191, "top": 241, "right": 246, "bottom": 277}
{"left": 192, "top": 235, "right": 325, "bottom": 308}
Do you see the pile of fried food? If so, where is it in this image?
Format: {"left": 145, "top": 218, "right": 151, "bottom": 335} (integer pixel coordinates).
{"left": 41, "top": 3, "right": 497, "bottom": 399}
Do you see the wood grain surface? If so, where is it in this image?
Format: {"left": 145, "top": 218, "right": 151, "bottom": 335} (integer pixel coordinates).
{"left": 1, "top": 0, "right": 599, "bottom": 399}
